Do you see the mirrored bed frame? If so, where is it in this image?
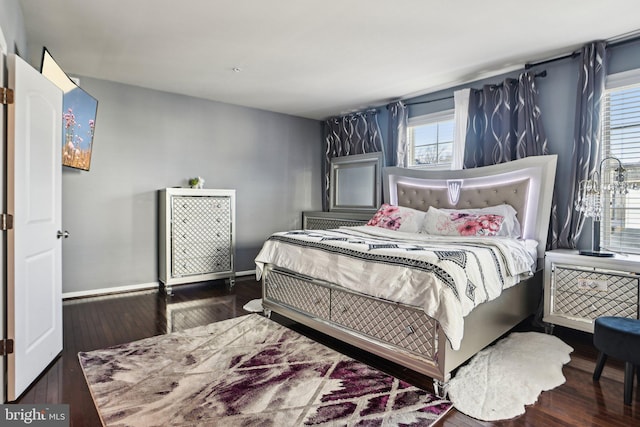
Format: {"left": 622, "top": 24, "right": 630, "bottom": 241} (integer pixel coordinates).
{"left": 260, "top": 155, "right": 557, "bottom": 396}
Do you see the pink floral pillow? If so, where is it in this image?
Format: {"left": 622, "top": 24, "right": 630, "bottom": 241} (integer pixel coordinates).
{"left": 423, "top": 206, "right": 504, "bottom": 237}
{"left": 366, "top": 203, "right": 427, "bottom": 233}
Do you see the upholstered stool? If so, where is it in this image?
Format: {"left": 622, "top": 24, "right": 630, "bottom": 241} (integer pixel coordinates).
{"left": 593, "top": 316, "right": 640, "bottom": 405}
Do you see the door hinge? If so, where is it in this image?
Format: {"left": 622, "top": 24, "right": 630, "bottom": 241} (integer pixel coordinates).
{"left": 1, "top": 87, "right": 14, "bottom": 105}
{"left": 0, "top": 339, "right": 14, "bottom": 356}
{"left": 1, "top": 213, "right": 13, "bottom": 231}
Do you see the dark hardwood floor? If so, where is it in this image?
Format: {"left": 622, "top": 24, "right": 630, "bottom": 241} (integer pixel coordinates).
{"left": 15, "top": 276, "right": 640, "bottom": 426}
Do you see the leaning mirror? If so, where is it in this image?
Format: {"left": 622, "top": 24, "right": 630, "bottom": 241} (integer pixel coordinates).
{"left": 329, "top": 152, "right": 383, "bottom": 212}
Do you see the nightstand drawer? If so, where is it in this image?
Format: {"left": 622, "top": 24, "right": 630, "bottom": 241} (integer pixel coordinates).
{"left": 552, "top": 290, "right": 637, "bottom": 320}
{"left": 552, "top": 265, "right": 639, "bottom": 300}
{"left": 549, "top": 264, "right": 639, "bottom": 322}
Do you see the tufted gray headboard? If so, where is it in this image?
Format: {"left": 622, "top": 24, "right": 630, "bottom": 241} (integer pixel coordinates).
{"left": 383, "top": 155, "right": 558, "bottom": 259}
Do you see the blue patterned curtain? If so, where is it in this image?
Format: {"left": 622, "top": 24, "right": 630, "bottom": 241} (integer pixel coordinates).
{"left": 551, "top": 41, "right": 607, "bottom": 249}
{"left": 463, "top": 71, "right": 548, "bottom": 168}
{"left": 387, "top": 101, "right": 408, "bottom": 167}
{"left": 322, "top": 110, "right": 384, "bottom": 210}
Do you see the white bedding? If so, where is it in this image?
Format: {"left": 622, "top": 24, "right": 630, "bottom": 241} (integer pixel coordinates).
{"left": 255, "top": 225, "right": 536, "bottom": 350}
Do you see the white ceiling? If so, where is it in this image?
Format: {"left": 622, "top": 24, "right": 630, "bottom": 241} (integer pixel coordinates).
{"left": 18, "top": 0, "right": 640, "bottom": 120}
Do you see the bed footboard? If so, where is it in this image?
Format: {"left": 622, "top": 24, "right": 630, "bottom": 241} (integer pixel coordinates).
{"left": 262, "top": 265, "right": 449, "bottom": 382}
{"left": 262, "top": 264, "right": 542, "bottom": 391}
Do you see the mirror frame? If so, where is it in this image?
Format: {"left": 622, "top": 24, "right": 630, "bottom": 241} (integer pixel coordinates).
{"left": 329, "top": 152, "right": 383, "bottom": 212}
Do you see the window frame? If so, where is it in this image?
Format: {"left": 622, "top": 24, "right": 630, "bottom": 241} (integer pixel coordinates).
{"left": 599, "top": 68, "right": 640, "bottom": 254}
{"left": 406, "top": 109, "right": 455, "bottom": 170}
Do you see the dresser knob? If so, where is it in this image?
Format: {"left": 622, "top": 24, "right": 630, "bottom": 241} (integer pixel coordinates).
{"left": 405, "top": 325, "right": 415, "bottom": 335}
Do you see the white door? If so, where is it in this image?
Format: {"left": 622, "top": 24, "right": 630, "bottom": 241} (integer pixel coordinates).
{"left": 6, "top": 53, "right": 63, "bottom": 401}
{"left": 0, "top": 25, "right": 7, "bottom": 405}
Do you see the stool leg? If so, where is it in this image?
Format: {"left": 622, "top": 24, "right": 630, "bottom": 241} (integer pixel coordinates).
{"left": 593, "top": 352, "right": 608, "bottom": 381}
{"left": 624, "top": 362, "right": 634, "bottom": 405}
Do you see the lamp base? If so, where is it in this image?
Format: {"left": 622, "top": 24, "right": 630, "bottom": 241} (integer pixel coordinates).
{"left": 579, "top": 249, "right": 614, "bottom": 257}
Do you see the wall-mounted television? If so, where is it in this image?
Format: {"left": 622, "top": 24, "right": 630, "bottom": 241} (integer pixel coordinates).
{"left": 329, "top": 152, "right": 383, "bottom": 212}
{"left": 40, "top": 47, "right": 98, "bottom": 171}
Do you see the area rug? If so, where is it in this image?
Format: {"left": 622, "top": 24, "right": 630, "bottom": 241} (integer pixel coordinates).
{"left": 79, "top": 314, "right": 451, "bottom": 426}
{"left": 447, "top": 332, "right": 573, "bottom": 421}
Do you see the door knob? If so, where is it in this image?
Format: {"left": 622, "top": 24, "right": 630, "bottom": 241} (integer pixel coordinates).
{"left": 56, "top": 230, "right": 70, "bottom": 239}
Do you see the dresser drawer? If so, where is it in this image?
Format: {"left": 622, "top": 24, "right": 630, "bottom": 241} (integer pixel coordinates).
{"left": 173, "top": 243, "right": 230, "bottom": 260}
{"left": 172, "top": 255, "right": 232, "bottom": 277}
{"left": 550, "top": 264, "right": 639, "bottom": 321}
{"left": 264, "top": 272, "right": 330, "bottom": 319}
{"left": 330, "top": 289, "right": 438, "bottom": 360}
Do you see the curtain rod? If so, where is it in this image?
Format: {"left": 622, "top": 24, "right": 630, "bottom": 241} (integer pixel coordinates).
{"left": 525, "top": 33, "right": 640, "bottom": 70}
{"left": 391, "top": 34, "right": 640, "bottom": 111}
{"left": 400, "top": 70, "right": 547, "bottom": 108}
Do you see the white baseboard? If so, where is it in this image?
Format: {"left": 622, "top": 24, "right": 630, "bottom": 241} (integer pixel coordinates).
{"left": 236, "top": 269, "right": 256, "bottom": 277}
{"left": 62, "top": 270, "right": 257, "bottom": 300}
{"left": 63, "top": 282, "right": 159, "bottom": 300}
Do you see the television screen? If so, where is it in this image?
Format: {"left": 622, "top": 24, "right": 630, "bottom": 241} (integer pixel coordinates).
{"left": 40, "top": 47, "right": 98, "bottom": 171}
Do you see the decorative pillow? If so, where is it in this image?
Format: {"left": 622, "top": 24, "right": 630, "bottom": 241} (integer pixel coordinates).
{"left": 438, "top": 204, "right": 521, "bottom": 238}
{"left": 422, "top": 206, "right": 505, "bottom": 237}
{"left": 366, "top": 203, "right": 427, "bottom": 233}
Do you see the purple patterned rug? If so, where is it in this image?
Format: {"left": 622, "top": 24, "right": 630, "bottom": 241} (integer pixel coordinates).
{"left": 79, "top": 314, "right": 451, "bottom": 426}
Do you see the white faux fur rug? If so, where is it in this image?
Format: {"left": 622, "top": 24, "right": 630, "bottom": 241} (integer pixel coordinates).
{"left": 242, "top": 298, "right": 263, "bottom": 312}
{"left": 448, "top": 332, "right": 573, "bottom": 421}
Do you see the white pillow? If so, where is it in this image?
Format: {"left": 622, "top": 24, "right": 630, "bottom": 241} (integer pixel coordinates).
{"left": 436, "top": 204, "right": 522, "bottom": 238}
{"left": 366, "top": 203, "right": 427, "bottom": 233}
{"left": 422, "top": 206, "right": 505, "bottom": 237}
{"left": 441, "top": 203, "right": 522, "bottom": 239}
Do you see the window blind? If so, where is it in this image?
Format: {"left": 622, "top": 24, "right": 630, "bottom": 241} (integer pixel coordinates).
{"left": 600, "top": 82, "right": 640, "bottom": 254}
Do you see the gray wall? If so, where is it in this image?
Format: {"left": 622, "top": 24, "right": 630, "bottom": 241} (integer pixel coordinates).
{"left": 0, "top": 0, "right": 26, "bottom": 56}
{"left": 1, "top": 1, "right": 322, "bottom": 295}
{"left": 61, "top": 78, "right": 322, "bottom": 293}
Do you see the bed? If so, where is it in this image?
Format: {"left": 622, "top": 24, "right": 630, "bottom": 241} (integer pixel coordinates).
{"left": 255, "top": 155, "right": 557, "bottom": 396}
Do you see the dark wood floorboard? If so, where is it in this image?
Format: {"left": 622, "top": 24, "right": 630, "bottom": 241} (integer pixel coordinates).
{"left": 14, "top": 276, "right": 640, "bottom": 426}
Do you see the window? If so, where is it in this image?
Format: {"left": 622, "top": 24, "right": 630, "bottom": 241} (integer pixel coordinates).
{"left": 407, "top": 110, "right": 454, "bottom": 169}
{"left": 600, "top": 70, "right": 640, "bottom": 254}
